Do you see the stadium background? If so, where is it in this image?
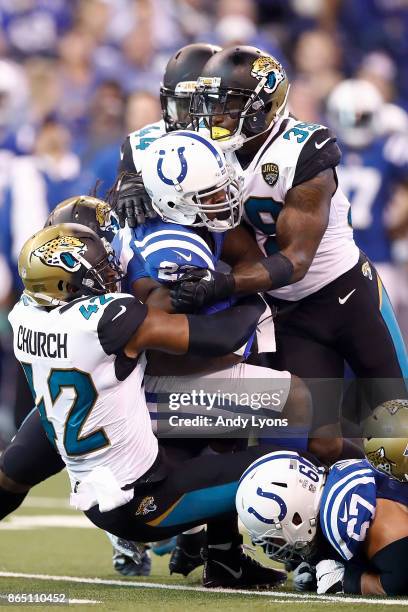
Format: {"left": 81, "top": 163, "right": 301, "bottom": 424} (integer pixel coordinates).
{"left": 0, "top": 0, "right": 407, "bottom": 446}
{"left": 0, "top": 2, "right": 407, "bottom": 608}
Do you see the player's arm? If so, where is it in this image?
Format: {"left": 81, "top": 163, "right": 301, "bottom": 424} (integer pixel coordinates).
{"left": 171, "top": 170, "right": 334, "bottom": 310}
{"left": 124, "top": 295, "right": 266, "bottom": 359}
{"left": 220, "top": 224, "right": 265, "bottom": 267}
{"left": 230, "top": 168, "right": 334, "bottom": 293}
{"left": 132, "top": 277, "right": 173, "bottom": 312}
{"left": 351, "top": 498, "right": 408, "bottom": 595}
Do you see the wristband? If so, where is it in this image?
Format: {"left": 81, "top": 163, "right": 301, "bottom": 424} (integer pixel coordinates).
{"left": 260, "top": 252, "right": 294, "bottom": 289}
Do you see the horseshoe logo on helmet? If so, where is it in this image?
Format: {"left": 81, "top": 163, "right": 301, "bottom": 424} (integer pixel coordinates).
{"left": 157, "top": 146, "right": 188, "bottom": 186}
{"left": 247, "top": 486, "right": 288, "bottom": 523}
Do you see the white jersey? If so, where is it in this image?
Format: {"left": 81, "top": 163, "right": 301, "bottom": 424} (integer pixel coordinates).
{"left": 8, "top": 292, "right": 158, "bottom": 491}
{"left": 121, "top": 120, "right": 166, "bottom": 174}
{"left": 227, "top": 116, "right": 360, "bottom": 300}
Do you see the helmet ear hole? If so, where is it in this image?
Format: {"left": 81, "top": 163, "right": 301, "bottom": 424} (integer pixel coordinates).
{"left": 167, "top": 201, "right": 175, "bottom": 209}
{"left": 292, "top": 512, "right": 302, "bottom": 526}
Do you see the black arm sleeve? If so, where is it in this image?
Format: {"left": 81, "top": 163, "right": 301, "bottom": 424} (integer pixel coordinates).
{"left": 97, "top": 296, "right": 147, "bottom": 355}
{"left": 186, "top": 294, "right": 266, "bottom": 356}
{"left": 118, "top": 136, "right": 137, "bottom": 174}
{"left": 370, "top": 537, "right": 408, "bottom": 595}
{"left": 293, "top": 128, "right": 341, "bottom": 188}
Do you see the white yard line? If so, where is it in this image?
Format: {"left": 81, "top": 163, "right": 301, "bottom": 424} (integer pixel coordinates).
{"left": 0, "top": 572, "right": 407, "bottom": 606}
{"left": 69, "top": 599, "right": 101, "bottom": 604}
{"left": 24, "top": 496, "right": 71, "bottom": 509}
{"left": 0, "top": 515, "right": 95, "bottom": 530}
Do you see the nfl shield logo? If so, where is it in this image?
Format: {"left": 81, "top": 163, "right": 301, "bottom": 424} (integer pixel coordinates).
{"left": 261, "top": 163, "right": 279, "bottom": 186}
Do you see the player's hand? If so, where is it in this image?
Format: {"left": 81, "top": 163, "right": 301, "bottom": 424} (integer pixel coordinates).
{"left": 292, "top": 562, "right": 317, "bottom": 592}
{"left": 315, "top": 559, "right": 344, "bottom": 594}
{"left": 114, "top": 172, "right": 157, "bottom": 228}
{"left": 170, "top": 268, "right": 236, "bottom": 312}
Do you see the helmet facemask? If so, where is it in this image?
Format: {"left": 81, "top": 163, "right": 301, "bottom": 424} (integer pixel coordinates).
{"left": 251, "top": 518, "right": 319, "bottom": 564}
{"left": 151, "top": 165, "right": 243, "bottom": 232}
{"left": 78, "top": 240, "right": 124, "bottom": 298}
{"left": 160, "top": 81, "right": 196, "bottom": 131}
{"left": 191, "top": 76, "right": 289, "bottom": 152}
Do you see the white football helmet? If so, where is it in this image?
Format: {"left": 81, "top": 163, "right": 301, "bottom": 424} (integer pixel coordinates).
{"left": 326, "top": 79, "right": 384, "bottom": 148}
{"left": 141, "top": 130, "right": 243, "bottom": 232}
{"left": 236, "top": 451, "right": 326, "bottom": 563}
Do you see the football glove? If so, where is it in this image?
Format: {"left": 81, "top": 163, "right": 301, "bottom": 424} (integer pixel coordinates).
{"left": 316, "top": 559, "right": 345, "bottom": 594}
{"left": 292, "top": 562, "right": 317, "bottom": 592}
{"left": 170, "top": 268, "right": 236, "bottom": 312}
{"left": 113, "top": 172, "right": 157, "bottom": 228}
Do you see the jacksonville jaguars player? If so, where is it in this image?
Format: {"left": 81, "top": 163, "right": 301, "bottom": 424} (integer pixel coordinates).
{"left": 237, "top": 403, "right": 408, "bottom": 596}
{"left": 8, "top": 222, "right": 289, "bottom": 589}
{"left": 167, "top": 45, "right": 408, "bottom": 462}
{"left": 326, "top": 78, "right": 408, "bottom": 317}
{"left": 115, "top": 42, "right": 221, "bottom": 227}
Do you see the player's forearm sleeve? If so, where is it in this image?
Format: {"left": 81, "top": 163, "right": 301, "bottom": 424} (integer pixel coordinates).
{"left": 186, "top": 294, "right": 266, "bottom": 356}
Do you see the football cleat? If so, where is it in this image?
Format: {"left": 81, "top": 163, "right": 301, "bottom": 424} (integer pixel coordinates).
{"left": 202, "top": 535, "right": 287, "bottom": 589}
{"left": 169, "top": 529, "right": 207, "bottom": 576}
{"left": 106, "top": 532, "right": 152, "bottom": 577}
{"left": 113, "top": 548, "right": 151, "bottom": 577}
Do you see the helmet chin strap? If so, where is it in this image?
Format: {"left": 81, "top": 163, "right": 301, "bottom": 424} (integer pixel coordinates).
{"left": 32, "top": 292, "right": 67, "bottom": 307}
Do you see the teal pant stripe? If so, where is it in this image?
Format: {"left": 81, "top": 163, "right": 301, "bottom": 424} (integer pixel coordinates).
{"left": 158, "top": 481, "right": 238, "bottom": 527}
{"left": 380, "top": 286, "right": 408, "bottom": 378}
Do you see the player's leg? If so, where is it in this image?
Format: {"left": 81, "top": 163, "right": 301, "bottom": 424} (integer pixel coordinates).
{"left": 336, "top": 254, "right": 407, "bottom": 388}
{"left": 0, "top": 408, "right": 65, "bottom": 519}
{"left": 267, "top": 320, "right": 346, "bottom": 462}
{"left": 84, "top": 443, "right": 291, "bottom": 588}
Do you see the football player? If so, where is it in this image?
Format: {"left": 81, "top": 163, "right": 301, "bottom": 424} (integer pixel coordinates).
{"left": 326, "top": 78, "right": 408, "bottom": 318}
{"left": 166, "top": 46, "right": 408, "bottom": 461}
{"left": 237, "top": 401, "right": 408, "bottom": 596}
{"left": 9, "top": 222, "right": 289, "bottom": 589}
{"left": 115, "top": 42, "right": 221, "bottom": 228}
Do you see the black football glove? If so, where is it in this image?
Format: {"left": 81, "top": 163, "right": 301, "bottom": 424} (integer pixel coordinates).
{"left": 113, "top": 172, "right": 157, "bottom": 228}
{"left": 170, "top": 268, "right": 236, "bottom": 313}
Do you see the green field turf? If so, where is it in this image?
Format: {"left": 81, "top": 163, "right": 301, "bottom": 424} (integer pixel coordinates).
{"left": 0, "top": 473, "right": 407, "bottom": 611}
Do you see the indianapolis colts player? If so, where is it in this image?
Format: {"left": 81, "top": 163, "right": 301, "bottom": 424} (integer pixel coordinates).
{"left": 326, "top": 78, "right": 408, "bottom": 316}
{"left": 237, "top": 405, "right": 408, "bottom": 597}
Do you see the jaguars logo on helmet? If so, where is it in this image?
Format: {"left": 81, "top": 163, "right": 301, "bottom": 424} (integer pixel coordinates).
{"left": 33, "top": 236, "right": 87, "bottom": 272}
{"left": 95, "top": 201, "right": 113, "bottom": 229}
{"left": 365, "top": 446, "right": 397, "bottom": 476}
{"left": 251, "top": 56, "right": 285, "bottom": 94}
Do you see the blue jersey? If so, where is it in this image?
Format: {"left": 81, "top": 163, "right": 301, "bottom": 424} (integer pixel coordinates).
{"left": 113, "top": 218, "right": 255, "bottom": 359}
{"left": 113, "top": 217, "right": 224, "bottom": 286}
{"left": 337, "top": 134, "right": 408, "bottom": 263}
{"left": 320, "top": 458, "right": 408, "bottom": 561}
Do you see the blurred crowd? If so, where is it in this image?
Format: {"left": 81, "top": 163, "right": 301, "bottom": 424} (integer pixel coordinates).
{"left": 0, "top": 0, "right": 407, "bottom": 440}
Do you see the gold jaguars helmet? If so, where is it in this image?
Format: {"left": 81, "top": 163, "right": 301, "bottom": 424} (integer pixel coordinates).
{"left": 18, "top": 223, "right": 123, "bottom": 307}
{"left": 363, "top": 399, "right": 408, "bottom": 482}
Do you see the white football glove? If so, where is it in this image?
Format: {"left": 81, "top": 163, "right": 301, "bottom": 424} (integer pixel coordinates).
{"left": 316, "top": 559, "right": 345, "bottom": 594}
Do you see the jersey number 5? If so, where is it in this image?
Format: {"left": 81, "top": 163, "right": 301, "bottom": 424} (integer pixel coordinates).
{"left": 21, "top": 364, "right": 109, "bottom": 456}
